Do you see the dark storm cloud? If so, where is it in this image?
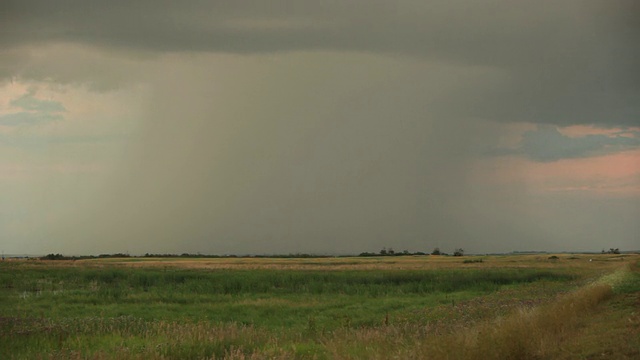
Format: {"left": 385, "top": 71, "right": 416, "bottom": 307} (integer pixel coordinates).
{"left": 1, "top": 0, "right": 638, "bottom": 127}
{"left": 1, "top": 1, "right": 634, "bottom": 62}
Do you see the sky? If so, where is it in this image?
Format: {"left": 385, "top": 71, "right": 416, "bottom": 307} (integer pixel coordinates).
{"left": 0, "top": 0, "right": 638, "bottom": 255}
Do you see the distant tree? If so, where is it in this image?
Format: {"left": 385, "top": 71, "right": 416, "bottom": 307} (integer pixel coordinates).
{"left": 431, "top": 247, "right": 441, "bottom": 256}
{"left": 387, "top": 248, "right": 395, "bottom": 255}
{"left": 380, "top": 248, "right": 388, "bottom": 256}
{"left": 41, "top": 253, "right": 66, "bottom": 260}
{"left": 453, "top": 248, "right": 464, "bottom": 257}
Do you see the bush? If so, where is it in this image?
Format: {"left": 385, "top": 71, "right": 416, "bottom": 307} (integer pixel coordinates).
{"left": 463, "top": 258, "right": 483, "bottom": 264}
{"left": 41, "top": 253, "right": 67, "bottom": 260}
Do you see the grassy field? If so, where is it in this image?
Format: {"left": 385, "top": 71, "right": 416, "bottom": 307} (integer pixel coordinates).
{"left": 0, "top": 254, "right": 638, "bottom": 359}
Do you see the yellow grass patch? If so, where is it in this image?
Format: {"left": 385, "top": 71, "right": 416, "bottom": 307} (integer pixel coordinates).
{"left": 60, "top": 253, "right": 636, "bottom": 273}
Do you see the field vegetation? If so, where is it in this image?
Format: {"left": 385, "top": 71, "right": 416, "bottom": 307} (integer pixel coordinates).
{"left": 1, "top": 254, "right": 638, "bottom": 359}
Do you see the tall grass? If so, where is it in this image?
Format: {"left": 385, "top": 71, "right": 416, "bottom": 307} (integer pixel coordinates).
{"left": 2, "top": 267, "right": 573, "bottom": 296}
{"left": 289, "top": 263, "right": 634, "bottom": 359}
{"left": 1, "top": 257, "right": 635, "bottom": 359}
{"left": 461, "top": 283, "right": 613, "bottom": 359}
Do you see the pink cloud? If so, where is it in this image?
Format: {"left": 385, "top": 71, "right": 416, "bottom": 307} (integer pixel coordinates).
{"left": 474, "top": 148, "right": 640, "bottom": 197}
{"left": 558, "top": 125, "right": 640, "bottom": 138}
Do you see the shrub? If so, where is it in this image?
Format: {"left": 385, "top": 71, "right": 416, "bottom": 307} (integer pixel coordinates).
{"left": 463, "top": 258, "right": 483, "bottom": 264}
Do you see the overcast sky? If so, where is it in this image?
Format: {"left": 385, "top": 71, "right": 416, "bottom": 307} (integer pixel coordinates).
{"left": 1, "top": 1, "right": 638, "bottom": 255}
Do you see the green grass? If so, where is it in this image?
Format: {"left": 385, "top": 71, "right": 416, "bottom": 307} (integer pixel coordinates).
{"left": 1, "top": 266, "right": 573, "bottom": 325}
{"left": 0, "top": 257, "right": 632, "bottom": 359}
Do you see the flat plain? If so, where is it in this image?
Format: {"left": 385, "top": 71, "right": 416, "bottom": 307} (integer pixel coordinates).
{"left": 1, "top": 254, "right": 638, "bottom": 359}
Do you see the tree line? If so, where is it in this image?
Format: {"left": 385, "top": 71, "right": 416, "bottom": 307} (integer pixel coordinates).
{"left": 39, "top": 248, "right": 467, "bottom": 261}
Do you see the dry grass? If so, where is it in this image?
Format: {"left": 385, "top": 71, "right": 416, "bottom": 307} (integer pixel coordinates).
{"left": 17, "top": 253, "right": 634, "bottom": 273}
{"left": 467, "top": 283, "right": 612, "bottom": 359}
{"left": 284, "top": 284, "right": 614, "bottom": 360}
{"left": 318, "top": 261, "right": 637, "bottom": 360}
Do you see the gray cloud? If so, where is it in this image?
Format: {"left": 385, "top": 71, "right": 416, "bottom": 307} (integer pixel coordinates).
{"left": 0, "top": 133, "right": 126, "bottom": 148}
{"left": 0, "top": 111, "right": 63, "bottom": 126}
{"left": 0, "top": 90, "right": 65, "bottom": 126}
{"left": 2, "top": 1, "right": 638, "bottom": 127}
{"left": 494, "top": 125, "right": 640, "bottom": 162}
{"left": 10, "top": 91, "right": 65, "bottom": 112}
{"left": 2, "top": 1, "right": 635, "bottom": 62}
{"left": 521, "top": 126, "right": 639, "bottom": 161}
